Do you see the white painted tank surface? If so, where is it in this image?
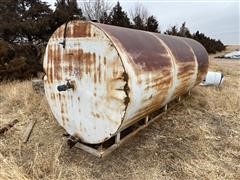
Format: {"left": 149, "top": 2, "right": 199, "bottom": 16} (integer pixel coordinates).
{"left": 43, "top": 21, "right": 209, "bottom": 144}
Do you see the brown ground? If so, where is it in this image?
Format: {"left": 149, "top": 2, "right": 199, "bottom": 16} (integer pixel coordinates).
{"left": 0, "top": 45, "right": 239, "bottom": 180}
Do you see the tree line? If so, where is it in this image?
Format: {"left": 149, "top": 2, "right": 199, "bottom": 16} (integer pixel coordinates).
{"left": 164, "top": 22, "right": 225, "bottom": 53}
{"left": 0, "top": 0, "right": 225, "bottom": 80}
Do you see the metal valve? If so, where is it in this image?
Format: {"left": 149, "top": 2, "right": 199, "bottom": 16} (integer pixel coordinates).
{"left": 57, "top": 80, "right": 74, "bottom": 92}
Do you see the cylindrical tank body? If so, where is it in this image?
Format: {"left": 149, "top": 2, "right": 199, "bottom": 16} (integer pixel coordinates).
{"left": 43, "top": 21, "right": 208, "bottom": 144}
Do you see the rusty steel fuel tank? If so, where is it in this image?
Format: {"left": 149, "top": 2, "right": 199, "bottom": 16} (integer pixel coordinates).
{"left": 43, "top": 21, "right": 208, "bottom": 144}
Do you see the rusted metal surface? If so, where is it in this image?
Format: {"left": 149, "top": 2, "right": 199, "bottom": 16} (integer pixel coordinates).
{"left": 43, "top": 21, "right": 208, "bottom": 144}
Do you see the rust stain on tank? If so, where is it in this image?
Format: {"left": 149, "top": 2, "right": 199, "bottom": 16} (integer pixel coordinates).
{"left": 178, "top": 63, "right": 195, "bottom": 73}
{"left": 47, "top": 45, "right": 53, "bottom": 83}
{"left": 97, "top": 59, "right": 101, "bottom": 83}
{"left": 63, "top": 49, "right": 96, "bottom": 78}
{"left": 48, "top": 44, "right": 62, "bottom": 81}
{"left": 103, "top": 57, "right": 107, "bottom": 65}
{"left": 68, "top": 21, "right": 91, "bottom": 38}
{"left": 96, "top": 24, "right": 171, "bottom": 71}
{"left": 61, "top": 103, "right": 64, "bottom": 114}
{"left": 157, "top": 35, "right": 195, "bottom": 62}
{"left": 95, "top": 113, "right": 100, "bottom": 118}
{"left": 146, "top": 76, "right": 172, "bottom": 90}
{"left": 62, "top": 117, "right": 65, "bottom": 126}
{"left": 51, "top": 26, "right": 64, "bottom": 39}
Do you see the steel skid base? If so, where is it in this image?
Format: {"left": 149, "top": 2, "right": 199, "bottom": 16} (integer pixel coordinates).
{"left": 70, "top": 93, "right": 188, "bottom": 158}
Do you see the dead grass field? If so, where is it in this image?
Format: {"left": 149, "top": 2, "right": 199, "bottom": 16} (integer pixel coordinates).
{"left": 0, "top": 45, "right": 239, "bottom": 180}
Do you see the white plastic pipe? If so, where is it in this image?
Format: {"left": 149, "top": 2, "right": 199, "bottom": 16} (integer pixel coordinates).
{"left": 201, "top": 71, "right": 224, "bottom": 86}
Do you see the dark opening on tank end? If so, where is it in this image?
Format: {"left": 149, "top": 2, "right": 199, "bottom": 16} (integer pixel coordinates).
{"left": 57, "top": 81, "right": 74, "bottom": 92}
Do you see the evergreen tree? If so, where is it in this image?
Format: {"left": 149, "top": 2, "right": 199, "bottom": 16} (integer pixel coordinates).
{"left": 133, "top": 15, "right": 146, "bottom": 30}
{"left": 0, "top": 0, "right": 19, "bottom": 42}
{"left": 53, "top": 0, "right": 85, "bottom": 28}
{"left": 146, "top": 15, "right": 159, "bottom": 32}
{"left": 165, "top": 23, "right": 225, "bottom": 53}
{"left": 165, "top": 25, "right": 178, "bottom": 36}
{"left": 192, "top": 31, "right": 225, "bottom": 53}
{"left": 179, "top": 22, "right": 191, "bottom": 38}
{"left": 0, "top": 0, "right": 54, "bottom": 80}
{"left": 108, "top": 2, "right": 130, "bottom": 28}
{"left": 100, "top": 12, "right": 111, "bottom": 24}
{"left": 0, "top": 0, "right": 53, "bottom": 44}
{"left": 18, "top": 0, "right": 54, "bottom": 44}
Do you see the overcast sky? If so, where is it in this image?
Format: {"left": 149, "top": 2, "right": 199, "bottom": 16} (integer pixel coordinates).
{"left": 45, "top": 0, "right": 240, "bottom": 45}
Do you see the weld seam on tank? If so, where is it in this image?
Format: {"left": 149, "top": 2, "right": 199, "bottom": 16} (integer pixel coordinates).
{"left": 181, "top": 38, "right": 198, "bottom": 89}
{"left": 150, "top": 32, "right": 179, "bottom": 105}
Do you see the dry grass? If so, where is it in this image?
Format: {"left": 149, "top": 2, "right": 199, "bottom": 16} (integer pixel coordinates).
{"left": 0, "top": 45, "right": 240, "bottom": 179}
